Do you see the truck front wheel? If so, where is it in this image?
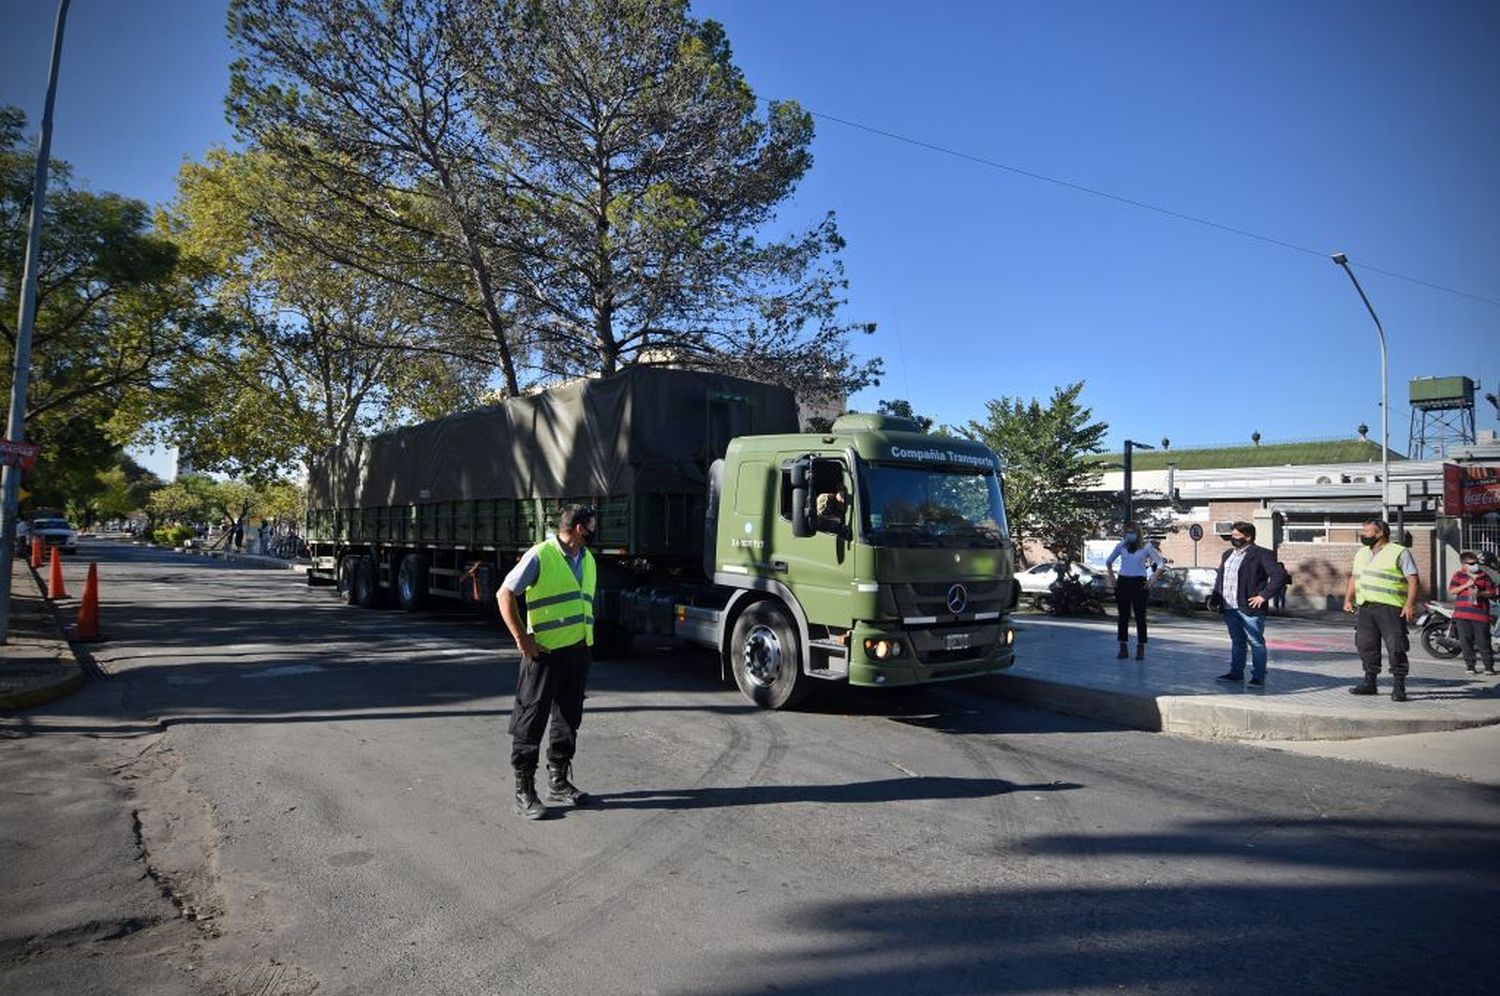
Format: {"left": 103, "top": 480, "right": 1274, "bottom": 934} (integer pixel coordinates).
{"left": 729, "top": 601, "right": 809, "bottom": 710}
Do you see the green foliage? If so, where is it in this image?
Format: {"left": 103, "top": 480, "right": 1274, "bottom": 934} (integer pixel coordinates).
{"left": 148, "top": 483, "right": 206, "bottom": 525}
{"left": 152, "top": 524, "right": 197, "bottom": 547}
{"left": 1099, "top": 438, "right": 1398, "bottom": 471}
{"left": 225, "top": 0, "right": 880, "bottom": 409}
{"left": 2, "top": 107, "right": 198, "bottom": 502}
{"left": 257, "top": 480, "right": 306, "bottom": 527}
{"left": 153, "top": 147, "right": 488, "bottom": 478}
{"left": 877, "top": 399, "right": 936, "bottom": 433}
{"left": 965, "top": 382, "right": 1109, "bottom": 563}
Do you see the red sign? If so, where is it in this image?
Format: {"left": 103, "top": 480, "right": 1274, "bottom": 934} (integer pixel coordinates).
{"left": 0, "top": 438, "right": 38, "bottom": 470}
{"left": 1444, "top": 463, "right": 1500, "bottom": 515}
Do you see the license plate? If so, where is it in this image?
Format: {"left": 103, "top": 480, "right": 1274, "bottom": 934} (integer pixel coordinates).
{"left": 944, "top": 633, "right": 971, "bottom": 651}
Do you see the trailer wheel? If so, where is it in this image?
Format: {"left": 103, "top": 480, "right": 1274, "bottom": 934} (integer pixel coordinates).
{"left": 729, "top": 600, "right": 808, "bottom": 710}
{"left": 397, "top": 554, "right": 429, "bottom": 612}
{"left": 338, "top": 555, "right": 359, "bottom": 604}
{"left": 352, "top": 555, "right": 381, "bottom": 609}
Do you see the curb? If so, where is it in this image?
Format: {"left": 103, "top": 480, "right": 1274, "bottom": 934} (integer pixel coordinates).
{"left": 0, "top": 668, "right": 86, "bottom": 711}
{"left": 990, "top": 672, "right": 1500, "bottom": 741}
{"left": 1, "top": 565, "right": 89, "bottom": 712}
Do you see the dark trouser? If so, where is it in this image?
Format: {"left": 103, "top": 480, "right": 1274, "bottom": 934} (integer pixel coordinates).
{"left": 509, "top": 640, "right": 592, "bottom": 772}
{"left": 1116, "top": 576, "right": 1149, "bottom": 643}
{"left": 1456, "top": 618, "right": 1495, "bottom": 670}
{"left": 1354, "top": 603, "right": 1409, "bottom": 678}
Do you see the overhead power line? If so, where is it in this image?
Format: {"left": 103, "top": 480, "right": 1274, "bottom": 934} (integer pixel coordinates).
{"left": 793, "top": 104, "right": 1500, "bottom": 310}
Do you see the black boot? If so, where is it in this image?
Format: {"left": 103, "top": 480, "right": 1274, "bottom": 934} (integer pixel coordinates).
{"left": 1391, "top": 677, "right": 1408, "bottom": 702}
{"left": 1349, "top": 675, "right": 1378, "bottom": 696}
{"left": 1135, "top": 642, "right": 1146, "bottom": 660}
{"left": 514, "top": 769, "right": 546, "bottom": 820}
{"left": 1117, "top": 642, "right": 1129, "bottom": 659}
{"left": 546, "top": 762, "right": 590, "bottom": 806}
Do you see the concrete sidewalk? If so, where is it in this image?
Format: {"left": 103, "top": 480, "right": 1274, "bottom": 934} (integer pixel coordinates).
{"left": 993, "top": 611, "right": 1500, "bottom": 741}
{"left": 0, "top": 557, "right": 85, "bottom": 710}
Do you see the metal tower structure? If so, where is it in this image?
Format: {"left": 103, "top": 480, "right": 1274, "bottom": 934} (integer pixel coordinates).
{"left": 1408, "top": 376, "right": 1477, "bottom": 459}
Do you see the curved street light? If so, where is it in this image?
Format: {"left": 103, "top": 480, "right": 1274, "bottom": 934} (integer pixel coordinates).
{"left": 1331, "top": 253, "right": 1390, "bottom": 521}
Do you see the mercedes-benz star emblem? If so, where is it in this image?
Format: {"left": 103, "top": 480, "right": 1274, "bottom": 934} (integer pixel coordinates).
{"left": 946, "top": 583, "right": 968, "bottom": 615}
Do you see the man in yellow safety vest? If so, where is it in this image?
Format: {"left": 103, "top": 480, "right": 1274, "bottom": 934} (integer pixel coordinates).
{"left": 1343, "top": 517, "right": 1421, "bottom": 702}
{"left": 498, "top": 504, "right": 599, "bottom": 820}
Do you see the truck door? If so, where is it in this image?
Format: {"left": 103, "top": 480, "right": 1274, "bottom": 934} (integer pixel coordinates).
{"left": 777, "top": 455, "right": 855, "bottom": 630}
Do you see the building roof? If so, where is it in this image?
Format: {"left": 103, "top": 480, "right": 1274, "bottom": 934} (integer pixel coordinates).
{"left": 1097, "top": 439, "right": 1403, "bottom": 471}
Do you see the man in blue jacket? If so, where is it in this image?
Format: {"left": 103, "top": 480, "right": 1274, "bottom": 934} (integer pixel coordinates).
{"left": 1210, "top": 521, "right": 1287, "bottom": 688}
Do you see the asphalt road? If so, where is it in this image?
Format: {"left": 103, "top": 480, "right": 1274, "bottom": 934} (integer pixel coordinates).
{"left": 3, "top": 540, "right": 1498, "bottom": 995}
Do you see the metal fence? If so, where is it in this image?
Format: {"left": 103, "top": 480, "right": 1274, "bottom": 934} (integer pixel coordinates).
{"left": 1463, "top": 521, "right": 1500, "bottom": 559}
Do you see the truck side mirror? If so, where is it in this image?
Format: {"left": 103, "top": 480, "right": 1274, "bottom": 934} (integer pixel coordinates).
{"left": 789, "top": 457, "right": 814, "bottom": 538}
{"left": 791, "top": 489, "right": 813, "bottom": 537}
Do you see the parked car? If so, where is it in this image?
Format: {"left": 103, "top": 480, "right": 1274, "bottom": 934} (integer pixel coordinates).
{"left": 1017, "top": 562, "right": 1112, "bottom": 609}
{"left": 1150, "top": 566, "right": 1219, "bottom": 610}
{"left": 28, "top": 517, "right": 79, "bottom": 554}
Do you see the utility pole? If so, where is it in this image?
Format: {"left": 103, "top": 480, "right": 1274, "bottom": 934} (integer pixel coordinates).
{"left": 0, "top": 0, "right": 71, "bottom": 645}
{"left": 1122, "top": 438, "right": 1155, "bottom": 526}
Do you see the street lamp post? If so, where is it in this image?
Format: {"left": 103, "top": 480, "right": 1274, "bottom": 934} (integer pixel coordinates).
{"left": 1122, "top": 439, "right": 1155, "bottom": 525}
{"left": 1331, "top": 253, "right": 1390, "bottom": 521}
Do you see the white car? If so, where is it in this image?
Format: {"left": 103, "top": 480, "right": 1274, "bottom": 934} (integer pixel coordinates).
{"left": 1016, "top": 562, "right": 1111, "bottom": 597}
{"left": 28, "top": 517, "right": 79, "bottom": 554}
{"left": 1150, "top": 566, "right": 1220, "bottom": 610}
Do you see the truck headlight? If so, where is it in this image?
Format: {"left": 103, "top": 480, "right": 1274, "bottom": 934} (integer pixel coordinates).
{"left": 863, "top": 638, "right": 905, "bottom": 659}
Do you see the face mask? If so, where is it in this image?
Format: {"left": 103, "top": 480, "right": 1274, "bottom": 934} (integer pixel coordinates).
{"left": 1123, "top": 533, "right": 1138, "bottom": 543}
{"left": 1229, "top": 537, "right": 1247, "bottom": 549}
{"left": 1360, "top": 535, "right": 1379, "bottom": 547}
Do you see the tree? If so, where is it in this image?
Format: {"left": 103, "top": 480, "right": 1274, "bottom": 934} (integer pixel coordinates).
{"left": 147, "top": 482, "right": 207, "bottom": 526}
{"left": 154, "top": 147, "right": 488, "bottom": 478}
{"left": 227, "top": 0, "right": 533, "bottom": 396}
{"left": 2, "top": 107, "right": 197, "bottom": 503}
{"left": 224, "top": 0, "right": 881, "bottom": 406}
{"left": 877, "top": 399, "right": 936, "bottom": 433}
{"left": 965, "top": 382, "right": 1109, "bottom": 564}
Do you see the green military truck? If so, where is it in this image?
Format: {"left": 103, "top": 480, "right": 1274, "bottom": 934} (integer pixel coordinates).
{"left": 305, "top": 367, "right": 1019, "bottom": 708}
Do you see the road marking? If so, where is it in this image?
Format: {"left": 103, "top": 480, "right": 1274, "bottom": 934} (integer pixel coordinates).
{"left": 242, "top": 664, "right": 326, "bottom": 679}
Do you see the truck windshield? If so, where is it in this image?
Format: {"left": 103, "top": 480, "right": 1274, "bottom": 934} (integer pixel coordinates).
{"left": 861, "top": 464, "right": 1008, "bottom": 548}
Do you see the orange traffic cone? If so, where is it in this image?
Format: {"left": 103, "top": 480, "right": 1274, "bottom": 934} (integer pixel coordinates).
{"left": 71, "top": 562, "right": 101, "bottom": 641}
{"left": 47, "top": 547, "right": 68, "bottom": 599}
{"left": 30, "top": 535, "right": 42, "bottom": 569}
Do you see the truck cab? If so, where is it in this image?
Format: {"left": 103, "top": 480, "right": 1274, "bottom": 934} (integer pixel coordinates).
{"left": 703, "top": 413, "right": 1019, "bottom": 706}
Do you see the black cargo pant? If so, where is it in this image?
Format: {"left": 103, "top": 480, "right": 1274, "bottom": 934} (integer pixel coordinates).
{"left": 509, "top": 639, "right": 591, "bottom": 773}
{"left": 1456, "top": 618, "right": 1495, "bottom": 671}
{"left": 1355, "top": 602, "right": 1409, "bottom": 678}
{"left": 1116, "top": 576, "right": 1149, "bottom": 644}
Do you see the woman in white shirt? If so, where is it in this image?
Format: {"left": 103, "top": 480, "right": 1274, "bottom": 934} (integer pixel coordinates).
{"left": 1106, "top": 522, "right": 1167, "bottom": 660}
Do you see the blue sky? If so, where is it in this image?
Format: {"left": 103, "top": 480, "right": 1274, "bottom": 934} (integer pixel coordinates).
{"left": 2, "top": 0, "right": 1497, "bottom": 480}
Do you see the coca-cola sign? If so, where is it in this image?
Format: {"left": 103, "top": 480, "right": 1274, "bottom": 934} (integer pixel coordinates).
{"left": 1444, "top": 463, "right": 1500, "bottom": 515}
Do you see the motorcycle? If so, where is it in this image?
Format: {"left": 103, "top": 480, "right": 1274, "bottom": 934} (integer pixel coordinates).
{"left": 1415, "top": 601, "right": 1500, "bottom": 660}
{"left": 1041, "top": 572, "right": 1105, "bottom": 617}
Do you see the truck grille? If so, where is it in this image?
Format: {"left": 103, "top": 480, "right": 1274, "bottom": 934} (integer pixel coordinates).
{"left": 893, "top": 579, "right": 1015, "bottom": 620}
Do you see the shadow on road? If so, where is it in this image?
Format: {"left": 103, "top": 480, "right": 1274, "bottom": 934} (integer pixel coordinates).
{"left": 593, "top": 775, "right": 1083, "bottom": 811}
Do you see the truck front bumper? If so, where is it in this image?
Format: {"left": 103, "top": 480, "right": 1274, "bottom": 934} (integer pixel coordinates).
{"left": 845, "top": 619, "right": 1017, "bottom": 687}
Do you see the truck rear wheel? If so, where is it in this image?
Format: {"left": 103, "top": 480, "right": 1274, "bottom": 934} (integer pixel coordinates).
{"left": 351, "top": 555, "right": 382, "bottom": 609}
{"left": 397, "top": 554, "right": 429, "bottom": 612}
{"left": 338, "top": 555, "right": 359, "bottom": 604}
{"left": 729, "top": 601, "right": 809, "bottom": 710}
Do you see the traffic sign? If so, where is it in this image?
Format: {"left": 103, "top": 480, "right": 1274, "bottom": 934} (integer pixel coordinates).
{"left": 0, "top": 439, "right": 39, "bottom": 469}
{"left": 1188, "top": 523, "right": 1204, "bottom": 542}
